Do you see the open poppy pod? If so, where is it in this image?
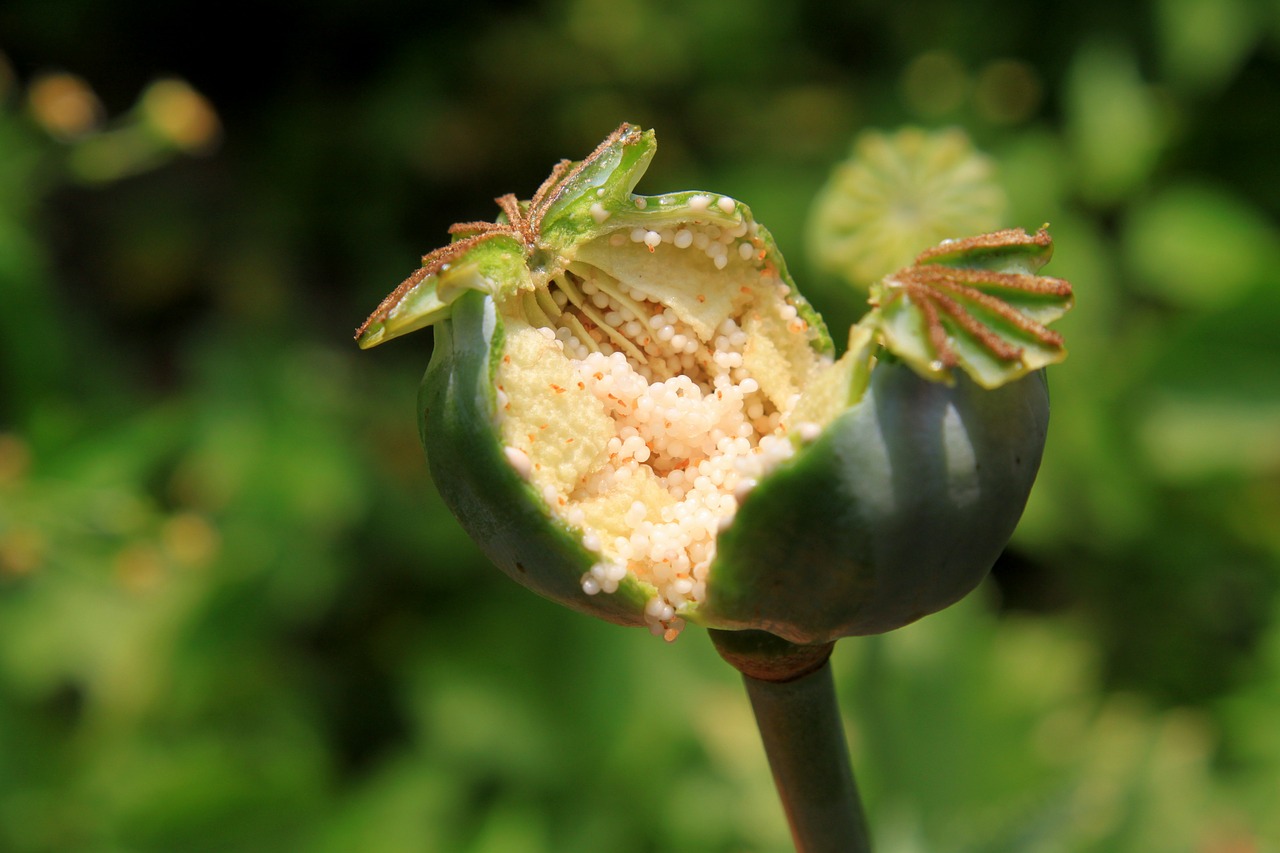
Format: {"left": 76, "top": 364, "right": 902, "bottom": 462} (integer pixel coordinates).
{"left": 357, "top": 124, "right": 1072, "bottom": 644}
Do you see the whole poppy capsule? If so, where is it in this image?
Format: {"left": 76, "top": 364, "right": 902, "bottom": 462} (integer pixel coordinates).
{"left": 357, "top": 125, "right": 1072, "bottom": 643}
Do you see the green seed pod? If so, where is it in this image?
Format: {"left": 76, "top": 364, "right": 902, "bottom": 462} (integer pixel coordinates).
{"left": 357, "top": 125, "right": 1072, "bottom": 642}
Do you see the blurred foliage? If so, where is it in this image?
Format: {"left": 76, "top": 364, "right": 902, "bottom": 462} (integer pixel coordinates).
{"left": 1, "top": 0, "right": 1279, "bottom": 850}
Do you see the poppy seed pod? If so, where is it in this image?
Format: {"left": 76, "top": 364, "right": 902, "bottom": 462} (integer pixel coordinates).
{"left": 357, "top": 124, "right": 1072, "bottom": 643}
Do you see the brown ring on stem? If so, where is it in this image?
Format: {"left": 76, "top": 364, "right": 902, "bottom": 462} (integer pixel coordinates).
{"left": 709, "top": 628, "right": 835, "bottom": 682}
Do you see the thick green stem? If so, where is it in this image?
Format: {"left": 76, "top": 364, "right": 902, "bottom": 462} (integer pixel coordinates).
{"left": 710, "top": 630, "right": 871, "bottom": 853}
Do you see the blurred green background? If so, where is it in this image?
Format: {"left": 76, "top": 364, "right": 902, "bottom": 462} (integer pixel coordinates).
{"left": 2, "top": 1, "right": 1279, "bottom": 850}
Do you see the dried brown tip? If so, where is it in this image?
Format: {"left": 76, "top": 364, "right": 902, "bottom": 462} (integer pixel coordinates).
{"left": 352, "top": 235, "right": 494, "bottom": 341}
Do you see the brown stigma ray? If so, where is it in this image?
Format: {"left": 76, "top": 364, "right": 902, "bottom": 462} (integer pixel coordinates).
{"left": 914, "top": 225, "right": 1054, "bottom": 265}
{"left": 886, "top": 247, "right": 1073, "bottom": 370}
{"left": 909, "top": 267, "right": 1068, "bottom": 346}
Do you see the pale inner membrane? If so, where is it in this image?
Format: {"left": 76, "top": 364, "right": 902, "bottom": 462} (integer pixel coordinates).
{"left": 494, "top": 217, "right": 825, "bottom": 640}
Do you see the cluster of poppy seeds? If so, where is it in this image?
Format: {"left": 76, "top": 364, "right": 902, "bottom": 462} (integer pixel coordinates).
{"left": 494, "top": 204, "right": 827, "bottom": 640}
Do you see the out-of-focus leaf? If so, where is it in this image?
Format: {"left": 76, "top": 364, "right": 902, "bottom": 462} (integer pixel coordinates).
{"left": 1137, "top": 398, "right": 1280, "bottom": 480}
{"left": 1156, "top": 0, "right": 1262, "bottom": 93}
{"left": 1133, "top": 288, "right": 1280, "bottom": 480}
{"left": 1124, "top": 182, "right": 1278, "bottom": 309}
{"left": 846, "top": 593, "right": 1242, "bottom": 853}
{"left": 1066, "top": 42, "right": 1169, "bottom": 205}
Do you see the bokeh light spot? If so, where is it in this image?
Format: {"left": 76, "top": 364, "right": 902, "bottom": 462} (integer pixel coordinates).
{"left": 901, "top": 51, "right": 969, "bottom": 117}
{"left": 27, "top": 72, "right": 103, "bottom": 139}
{"left": 974, "top": 60, "right": 1043, "bottom": 125}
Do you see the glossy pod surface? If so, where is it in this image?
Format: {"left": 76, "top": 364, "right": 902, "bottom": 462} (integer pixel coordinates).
{"left": 420, "top": 288, "right": 1049, "bottom": 642}
{"left": 705, "top": 364, "right": 1049, "bottom": 643}
{"left": 360, "top": 124, "right": 1072, "bottom": 642}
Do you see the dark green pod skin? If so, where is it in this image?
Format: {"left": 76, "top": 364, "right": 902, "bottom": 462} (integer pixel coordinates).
{"left": 365, "top": 126, "right": 1069, "bottom": 644}
{"left": 419, "top": 290, "right": 650, "bottom": 627}
{"left": 703, "top": 363, "right": 1049, "bottom": 645}
{"left": 422, "top": 287, "right": 1049, "bottom": 642}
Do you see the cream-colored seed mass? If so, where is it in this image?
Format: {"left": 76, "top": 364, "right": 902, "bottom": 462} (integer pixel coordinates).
{"left": 495, "top": 212, "right": 826, "bottom": 640}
